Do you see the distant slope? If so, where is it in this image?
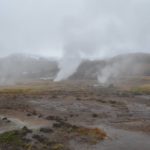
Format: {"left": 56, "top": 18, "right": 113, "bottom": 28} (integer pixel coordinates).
{"left": 70, "top": 53, "right": 150, "bottom": 80}
{"left": 0, "top": 53, "right": 149, "bottom": 85}
{"left": 0, "top": 54, "right": 58, "bottom": 85}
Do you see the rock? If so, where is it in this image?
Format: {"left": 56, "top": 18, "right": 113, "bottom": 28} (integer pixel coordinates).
{"left": 2, "top": 117, "right": 8, "bottom": 121}
{"left": 40, "top": 127, "right": 53, "bottom": 133}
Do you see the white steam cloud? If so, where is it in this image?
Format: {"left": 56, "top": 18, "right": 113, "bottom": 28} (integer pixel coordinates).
{"left": 0, "top": 0, "right": 150, "bottom": 83}
{"left": 97, "top": 57, "right": 138, "bottom": 84}
{"left": 54, "top": 50, "right": 82, "bottom": 81}
{"left": 55, "top": 0, "right": 150, "bottom": 81}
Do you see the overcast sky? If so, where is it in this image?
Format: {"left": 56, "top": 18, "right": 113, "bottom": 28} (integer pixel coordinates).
{"left": 0, "top": 0, "right": 150, "bottom": 58}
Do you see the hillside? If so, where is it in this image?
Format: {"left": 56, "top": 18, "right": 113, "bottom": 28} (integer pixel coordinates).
{"left": 70, "top": 53, "right": 150, "bottom": 81}
{"left": 0, "top": 54, "right": 58, "bottom": 85}
{"left": 0, "top": 53, "right": 149, "bottom": 85}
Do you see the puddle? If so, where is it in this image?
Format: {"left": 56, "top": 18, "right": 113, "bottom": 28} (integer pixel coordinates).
{"left": 0, "top": 114, "right": 52, "bottom": 134}
{"left": 97, "top": 127, "right": 150, "bottom": 150}
{"left": 70, "top": 125, "right": 150, "bottom": 150}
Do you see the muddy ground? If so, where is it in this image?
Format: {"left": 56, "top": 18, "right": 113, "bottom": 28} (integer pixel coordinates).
{"left": 0, "top": 80, "right": 149, "bottom": 150}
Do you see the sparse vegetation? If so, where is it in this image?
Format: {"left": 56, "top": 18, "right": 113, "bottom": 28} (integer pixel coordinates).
{"left": 52, "top": 144, "right": 65, "bottom": 150}
{"left": 77, "top": 127, "right": 107, "bottom": 141}
{"left": 0, "top": 127, "right": 32, "bottom": 149}
{"left": 0, "top": 79, "right": 149, "bottom": 149}
{"left": 131, "top": 85, "right": 150, "bottom": 94}
{"left": 52, "top": 121, "right": 107, "bottom": 143}
{"left": 0, "top": 121, "right": 107, "bottom": 150}
{"left": 0, "top": 130, "right": 23, "bottom": 146}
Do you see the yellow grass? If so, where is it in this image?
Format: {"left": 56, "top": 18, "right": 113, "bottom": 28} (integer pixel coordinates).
{"left": 131, "top": 84, "right": 150, "bottom": 94}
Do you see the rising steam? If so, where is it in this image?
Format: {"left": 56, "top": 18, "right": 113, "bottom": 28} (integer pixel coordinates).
{"left": 55, "top": 0, "right": 150, "bottom": 82}
{"left": 54, "top": 50, "right": 82, "bottom": 81}
{"left": 0, "top": 0, "right": 150, "bottom": 84}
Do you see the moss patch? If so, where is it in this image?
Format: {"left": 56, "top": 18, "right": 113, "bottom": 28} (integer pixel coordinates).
{"left": 0, "top": 130, "right": 24, "bottom": 146}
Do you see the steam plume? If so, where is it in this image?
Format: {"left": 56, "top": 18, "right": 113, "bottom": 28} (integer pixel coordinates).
{"left": 55, "top": 0, "right": 150, "bottom": 82}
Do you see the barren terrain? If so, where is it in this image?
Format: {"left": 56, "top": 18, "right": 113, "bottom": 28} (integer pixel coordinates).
{"left": 0, "top": 78, "right": 149, "bottom": 150}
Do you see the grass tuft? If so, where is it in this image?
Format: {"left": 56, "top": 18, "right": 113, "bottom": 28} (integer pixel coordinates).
{"left": 0, "top": 130, "right": 23, "bottom": 146}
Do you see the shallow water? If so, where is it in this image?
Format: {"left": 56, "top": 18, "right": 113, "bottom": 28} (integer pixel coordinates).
{"left": 71, "top": 125, "right": 150, "bottom": 150}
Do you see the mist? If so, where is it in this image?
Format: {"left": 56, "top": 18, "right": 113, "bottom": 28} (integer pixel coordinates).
{"left": 56, "top": 0, "right": 150, "bottom": 81}
{"left": 0, "top": 0, "right": 150, "bottom": 83}
{"left": 97, "top": 55, "right": 142, "bottom": 84}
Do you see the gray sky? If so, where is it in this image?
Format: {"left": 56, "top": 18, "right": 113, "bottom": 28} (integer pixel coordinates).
{"left": 0, "top": 0, "right": 150, "bottom": 58}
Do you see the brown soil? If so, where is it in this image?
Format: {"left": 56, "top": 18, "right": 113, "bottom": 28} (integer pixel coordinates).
{"left": 0, "top": 80, "right": 149, "bottom": 150}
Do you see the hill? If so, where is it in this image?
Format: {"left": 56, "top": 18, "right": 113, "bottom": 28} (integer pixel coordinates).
{"left": 0, "top": 53, "right": 149, "bottom": 85}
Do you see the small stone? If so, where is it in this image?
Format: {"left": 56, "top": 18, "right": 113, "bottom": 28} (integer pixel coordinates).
{"left": 2, "top": 117, "right": 7, "bottom": 121}
{"left": 92, "top": 113, "right": 98, "bottom": 118}
{"left": 26, "top": 113, "right": 32, "bottom": 117}
{"left": 40, "top": 127, "right": 53, "bottom": 133}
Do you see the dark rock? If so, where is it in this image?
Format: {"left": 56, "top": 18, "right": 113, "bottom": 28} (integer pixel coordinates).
{"left": 26, "top": 113, "right": 32, "bottom": 117}
{"left": 32, "top": 134, "right": 47, "bottom": 142}
{"left": 40, "top": 127, "right": 53, "bottom": 133}
{"left": 2, "top": 117, "right": 7, "bottom": 121}
{"left": 92, "top": 113, "right": 98, "bottom": 118}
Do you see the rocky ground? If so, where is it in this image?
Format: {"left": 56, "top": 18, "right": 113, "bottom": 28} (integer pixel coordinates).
{"left": 0, "top": 80, "right": 149, "bottom": 150}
